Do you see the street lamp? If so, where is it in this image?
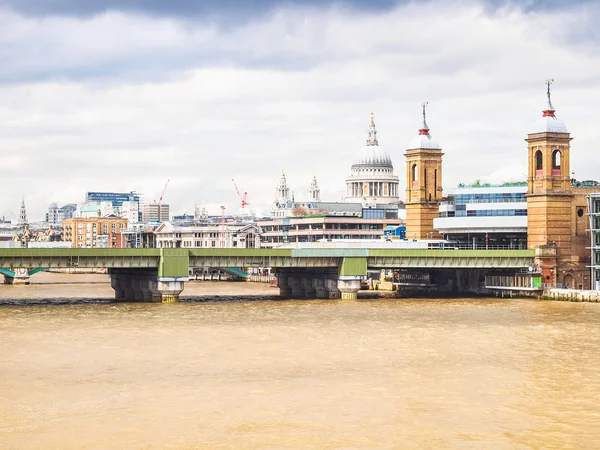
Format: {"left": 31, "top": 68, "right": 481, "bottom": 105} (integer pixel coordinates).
{"left": 220, "top": 206, "right": 225, "bottom": 248}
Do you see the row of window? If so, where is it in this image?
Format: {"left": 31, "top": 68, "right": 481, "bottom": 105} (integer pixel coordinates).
{"left": 440, "top": 209, "right": 528, "bottom": 218}
{"left": 262, "top": 234, "right": 383, "bottom": 243}
{"left": 455, "top": 193, "right": 526, "bottom": 205}
{"left": 363, "top": 209, "right": 398, "bottom": 219}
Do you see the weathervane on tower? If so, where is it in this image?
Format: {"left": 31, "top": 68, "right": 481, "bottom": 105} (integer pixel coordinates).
{"left": 419, "top": 101, "right": 430, "bottom": 135}
{"left": 544, "top": 78, "right": 555, "bottom": 116}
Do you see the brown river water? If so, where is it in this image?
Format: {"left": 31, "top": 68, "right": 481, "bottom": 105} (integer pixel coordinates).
{"left": 1, "top": 273, "right": 600, "bottom": 449}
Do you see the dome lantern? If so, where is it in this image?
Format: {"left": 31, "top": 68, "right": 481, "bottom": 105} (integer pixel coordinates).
{"left": 532, "top": 79, "right": 568, "bottom": 133}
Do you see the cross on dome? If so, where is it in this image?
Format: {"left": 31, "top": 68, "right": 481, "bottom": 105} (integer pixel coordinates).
{"left": 366, "top": 112, "right": 378, "bottom": 146}
{"left": 419, "top": 101, "right": 430, "bottom": 135}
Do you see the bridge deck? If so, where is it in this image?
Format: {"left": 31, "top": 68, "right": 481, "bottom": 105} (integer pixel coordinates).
{"left": 0, "top": 248, "right": 536, "bottom": 278}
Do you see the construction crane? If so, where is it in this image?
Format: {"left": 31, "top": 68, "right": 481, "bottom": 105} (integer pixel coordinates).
{"left": 231, "top": 178, "right": 248, "bottom": 209}
{"left": 156, "top": 179, "right": 170, "bottom": 204}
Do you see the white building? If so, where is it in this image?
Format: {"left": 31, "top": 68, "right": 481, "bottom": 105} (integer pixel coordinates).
{"left": 434, "top": 182, "right": 528, "bottom": 248}
{"left": 75, "top": 202, "right": 115, "bottom": 218}
{"left": 345, "top": 113, "right": 400, "bottom": 207}
{"left": 142, "top": 203, "right": 170, "bottom": 222}
{"left": 154, "top": 222, "right": 261, "bottom": 249}
{"left": 119, "top": 201, "right": 140, "bottom": 224}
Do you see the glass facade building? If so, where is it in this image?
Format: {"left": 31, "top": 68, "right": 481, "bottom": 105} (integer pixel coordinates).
{"left": 434, "top": 183, "right": 528, "bottom": 248}
{"left": 85, "top": 192, "right": 140, "bottom": 207}
{"left": 588, "top": 193, "right": 600, "bottom": 290}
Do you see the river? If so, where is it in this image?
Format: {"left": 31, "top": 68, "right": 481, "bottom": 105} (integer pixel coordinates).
{"left": 1, "top": 273, "right": 600, "bottom": 449}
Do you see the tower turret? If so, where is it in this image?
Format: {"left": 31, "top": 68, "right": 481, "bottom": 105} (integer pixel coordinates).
{"left": 308, "top": 173, "right": 321, "bottom": 202}
{"left": 19, "top": 197, "right": 28, "bottom": 226}
{"left": 405, "top": 102, "right": 443, "bottom": 239}
{"left": 275, "top": 169, "right": 290, "bottom": 205}
{"left": 526, "top": 79, "right": 574, "bottom": 277}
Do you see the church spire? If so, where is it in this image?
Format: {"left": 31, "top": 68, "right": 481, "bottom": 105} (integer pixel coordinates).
{"left": 308, "top": 172, "right": 321, "bottom": 202}
{"left": 543, "top": 78, "right": 556, "bottom": 117}
{"left": 419, "top": 101, "right": 430, "bottom": 135}
{"left": 366, "top": 112, "right": 378, "bottom": 146}
{"left": 275, "top": 169, "right": 290, "bottom": 204}
{"left": 19, "top": 196, "right": 28, "bottom": 225}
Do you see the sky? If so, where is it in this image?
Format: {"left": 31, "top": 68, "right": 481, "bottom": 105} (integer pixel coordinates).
{"left": 0, "top": 0, "right": 599, "bottom": 221}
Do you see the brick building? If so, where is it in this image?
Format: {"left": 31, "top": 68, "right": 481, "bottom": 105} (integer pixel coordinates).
{"left": 62, "top": 217, "right": 128, "bottom": 248}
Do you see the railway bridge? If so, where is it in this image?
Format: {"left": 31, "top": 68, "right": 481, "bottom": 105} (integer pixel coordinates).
{"left": 0, "top": 248, "right": 536, "bottom": 302}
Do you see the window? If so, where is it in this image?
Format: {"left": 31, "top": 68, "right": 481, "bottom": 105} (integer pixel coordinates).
{"left": 535, "top": 150, "right": 543, "bottom": 171}
{"left": 412, "top": 164, "right": 418, "bottom": 183}
{"left": 552, "top": 149, "right": 561, "bottom": 169}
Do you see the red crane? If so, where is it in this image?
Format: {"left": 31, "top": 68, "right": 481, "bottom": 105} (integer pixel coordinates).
{"left": 156, "top": 179, "right": 170, "bottom": 204}
{"left": 231, "top": 178, "right": 248, "bottom": 209}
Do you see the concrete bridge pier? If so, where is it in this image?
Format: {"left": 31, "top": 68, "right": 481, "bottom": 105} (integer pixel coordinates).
{"left": 2, "top": 268, "right": 31, "bottom": 285}
{"left": 276, "top": 272, "right": 292, "bottom": 298}
{"left": 288, "top": 275, "right": 305, "bottom": 299}
{"left": 109, "top": 269, "right": 187, "bottom": 303}
{"left": 324, "top": 277, "right": 341, "bottom": 299}
{"left": 312, "top": 277, "right": 328, "bottom": 299}
{"left": 155, "top": 279, "right": 185, "bottom": 303}
{"left": 275, "top": 270, "right": 342, "bottom": 299}
{"left": 337, "top": 277, "right": 361, "bottom": 300}
{"left": 301, "top": 277, "right": 316, "bottom": 298}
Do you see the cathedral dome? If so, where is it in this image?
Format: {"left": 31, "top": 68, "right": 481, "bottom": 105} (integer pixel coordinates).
{"left": 531, "top": 79, "right": 568, "bottom": 134}
{"left": 352, "top": 113, "right": 394, "bottom": 168}
{"left": 353, "top": 145, "right": 393, "bottom": 167}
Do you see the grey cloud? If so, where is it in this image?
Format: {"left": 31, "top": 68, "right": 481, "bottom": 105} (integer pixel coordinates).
{"left": 0, "top": 0, "right": 398, "bottom": 19}
{"left": 1, "top": 0, "right": 600, "bottom": 220}
{"left": 0, "top": 0, "right": 594, "bottom": 19}
{"left": 1, "top": 0, "right": 600, "bottom": 87}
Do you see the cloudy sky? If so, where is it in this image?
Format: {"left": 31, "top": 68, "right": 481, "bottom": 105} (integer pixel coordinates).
{"left": 0, "top": 0, "right": 599, "bottom": 220}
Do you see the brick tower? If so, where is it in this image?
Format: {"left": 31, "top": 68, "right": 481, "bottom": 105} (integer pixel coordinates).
{"left": 526, "top": 80, "right": 573, "bottom": 251}
{"left": 405, "top": 102, "right": 443, "bottom": 240}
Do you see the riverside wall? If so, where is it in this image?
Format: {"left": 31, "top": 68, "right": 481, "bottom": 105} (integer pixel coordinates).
{"left": 542, "top": 288, "right": 600, "bottom": 302}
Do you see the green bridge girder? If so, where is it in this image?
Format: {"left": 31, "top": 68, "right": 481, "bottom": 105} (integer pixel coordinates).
{"left": 0, "top": 248, "right": 536, "bottom": 278}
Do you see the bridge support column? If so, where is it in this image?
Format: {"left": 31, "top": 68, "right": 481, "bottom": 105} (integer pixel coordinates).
{"left": 276, "top": 272, "right": 291, "bottom": 298}
{"left": 324, "top": 277, "right": 341, "bottom": 299}
{"left": 110, "top": 269, "right": 187, "bottom": 303}
{"left": 337, "top": 277, "right": 362, "bottom": 300}
{"left": 312, "top": 277, "right": 328, "bottom": 299}
{"left": 302, "top": 277, "right": 316, "bottom": 299}
{"left": 288, "top": 276, "right": 305, "bottom": 299}
{"left": 3, "top": 268, "right": 31, "bottom": 285}
{"left": 154, "top": 278, "right": 185, "bottom": 303}
{"left": 110, "top": 273, "right": 127, "bottom": 301}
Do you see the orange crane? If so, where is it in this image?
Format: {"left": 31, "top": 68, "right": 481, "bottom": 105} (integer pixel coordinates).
{"left": 231, "top": 178, "right": 248, "bottom": 209}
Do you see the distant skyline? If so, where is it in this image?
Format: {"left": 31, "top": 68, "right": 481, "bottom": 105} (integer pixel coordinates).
{"left": 1, "top": 0, "right": 600, "bottom": 220}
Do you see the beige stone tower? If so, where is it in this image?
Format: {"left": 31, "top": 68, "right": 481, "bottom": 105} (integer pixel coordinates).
{"left": 405, "top": 102, "right": 443, "bottom": 240}
{"left": 526, "top": 80, "right": 573, "bottom": 256}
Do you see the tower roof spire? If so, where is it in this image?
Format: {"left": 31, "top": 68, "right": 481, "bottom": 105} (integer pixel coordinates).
{"left": 366, "top": 112, "right": 378, "bottom": 145}
{"left": 543, "top": 78, "right": 555, "bottom": 117}
{"left": 419, "top": 101, "right": 430, "bottom": 135}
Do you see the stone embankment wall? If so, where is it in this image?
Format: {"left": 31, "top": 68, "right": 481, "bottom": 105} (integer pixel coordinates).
{"left": 542, "top": 288, "right": 600, "bottom": 302}
{"left": 247, "top": 275, "right": 275, "bottom": 283}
